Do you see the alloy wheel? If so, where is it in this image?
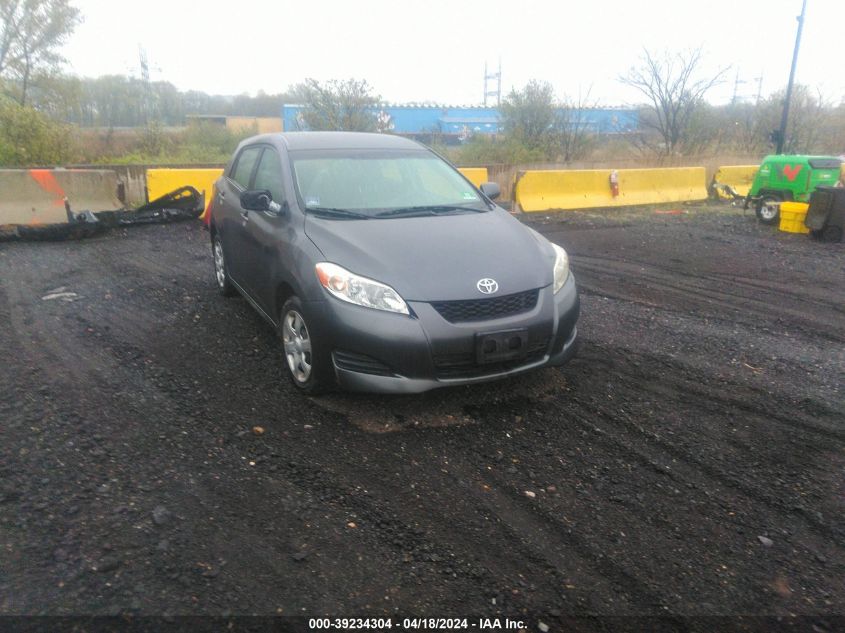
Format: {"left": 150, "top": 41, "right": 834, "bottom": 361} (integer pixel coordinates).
{"left": 213, "top": 239, "right": 226, "bottom": 288}
{"left": 282, "top": 310, "right": 312, "bottom": 383}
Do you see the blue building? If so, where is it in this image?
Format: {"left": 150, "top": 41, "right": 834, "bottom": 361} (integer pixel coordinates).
{"left": 282, "top": 104, "right": 638, "bottom": 140}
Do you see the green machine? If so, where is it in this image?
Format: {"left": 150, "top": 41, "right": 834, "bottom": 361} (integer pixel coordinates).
{"left": 745, "top": 155, "right": 843, "bottom": 224}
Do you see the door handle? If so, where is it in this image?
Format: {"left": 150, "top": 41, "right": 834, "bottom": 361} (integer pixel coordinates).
{"left": 240, "top": 210, "right": 249, "bottom": 222}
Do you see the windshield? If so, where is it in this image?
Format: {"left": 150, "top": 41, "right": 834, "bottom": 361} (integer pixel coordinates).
{"left": 289, "top": 149, "right": 487, "bottom": 217}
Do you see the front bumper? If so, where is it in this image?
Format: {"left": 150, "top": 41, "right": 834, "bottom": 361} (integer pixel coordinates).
{"left": 305, "top": 274, "right": 580, "bottom": 394}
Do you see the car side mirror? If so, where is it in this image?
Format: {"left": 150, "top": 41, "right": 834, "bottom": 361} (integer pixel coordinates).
{"left": 479, "top": 182, "right": 500, "bottom": 200}
{"left": 241, "top": 190, "right": 284, "bottom": 215}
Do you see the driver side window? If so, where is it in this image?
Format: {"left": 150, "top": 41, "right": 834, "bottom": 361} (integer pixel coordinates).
{"left": 253, "top": 148, "right": 285, "bottom": 204}
{"left": 231, "top": 146, "right": 262, "bottom": 189}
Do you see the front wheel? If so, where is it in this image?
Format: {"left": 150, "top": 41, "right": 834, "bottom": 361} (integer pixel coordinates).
{"left": 212, "top": 234, "right": 236, "bottom": 296}
{"left": 755, "top": 196, "right": 781, "bottom": 225}
{"left": 279, "top": 297, "right": 328, "bottom": 394}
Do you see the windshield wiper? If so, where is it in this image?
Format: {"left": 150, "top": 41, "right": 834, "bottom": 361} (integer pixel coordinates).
{"left": 306, "top": 206, "right": 372, "bottom": 220}
{"left": 374, "top": 205, "right": 485, "bottom": 218}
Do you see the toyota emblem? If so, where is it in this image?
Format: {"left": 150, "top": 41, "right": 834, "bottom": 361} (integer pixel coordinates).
{"left": 476, "top": 278, "right": 499, "bottom": 294}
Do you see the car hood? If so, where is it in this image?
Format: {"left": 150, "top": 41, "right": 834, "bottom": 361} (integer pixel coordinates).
{"left": 304, "top": 208, "right": 553, "bottom": 301}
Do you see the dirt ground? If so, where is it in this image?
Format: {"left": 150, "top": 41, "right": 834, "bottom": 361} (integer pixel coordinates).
{"left": 0, "top": 203, "right": 843, "bottom": 630}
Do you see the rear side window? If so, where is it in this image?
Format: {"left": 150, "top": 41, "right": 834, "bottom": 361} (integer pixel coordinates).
{"left": 252, "top": 148, "right": 285, "bottom": 203}
{"left": 808, "top": 158, "right": 842, "bottom": 170}
{"left": 231, "top": 146, "right": 262, "bottom": 189}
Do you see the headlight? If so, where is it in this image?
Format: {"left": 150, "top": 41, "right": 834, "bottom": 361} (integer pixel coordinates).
{"left": 315, "top": 262, "right": 409, "bottom": 315}
{"left": 552, "top": 243, "right": 570, "bottom": 294}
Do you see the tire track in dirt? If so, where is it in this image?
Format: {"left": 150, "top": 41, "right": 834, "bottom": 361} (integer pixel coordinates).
{"left": 64, "top": 276, "right": 662, "bottom": 616}
{"left": 571, "top": 256, "right": 845, "bottom": 343}
{"left": 437, "top": 380, "right": 843, "bottom": 615}
{"left": 556, "top": 344, "right": 844, "bottom": 540}
{"left": 2, "top": 239, "right": 502, "bottom": 615}
{"left": 570, "top": 252, "right": 842, "bottom": 314}
{"left": 33, "top": 267, "right": 559, "bottom": 615}
{"left": 577, "top": 343, "right": 844, "bottom": 441}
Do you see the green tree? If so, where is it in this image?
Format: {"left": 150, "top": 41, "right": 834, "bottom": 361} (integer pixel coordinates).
{"left": 291, "top": 78, "right": 379, "bottom": 131}
{"left": 0, "top": 95, "right": 75, "bottom": 164}
{"left": 0, "top": 0, "right": 81, "bottom": 105}
{"left": 499, "top": 80, "right": 556, "bottom": 151}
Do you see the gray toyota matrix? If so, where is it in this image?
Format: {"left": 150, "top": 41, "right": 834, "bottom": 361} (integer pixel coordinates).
{"left": 209, "top": 132, "right": 579, "bottom": 394}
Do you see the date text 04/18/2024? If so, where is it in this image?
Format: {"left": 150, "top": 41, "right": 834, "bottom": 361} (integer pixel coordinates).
{"left": 308, "top": 618, "right": 528, "bottom": 630}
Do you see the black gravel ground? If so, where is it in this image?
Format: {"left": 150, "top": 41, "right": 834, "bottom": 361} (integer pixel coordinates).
{"left": 1, "top": 203, "right": 843, "bottom": 632}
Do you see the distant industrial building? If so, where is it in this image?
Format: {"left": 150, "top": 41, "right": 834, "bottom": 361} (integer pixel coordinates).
{"left": 186, "top": 115, "right": 283, "bottom": 134}
{"left": 282, "top": 104, "right": 638, "bottom": 141}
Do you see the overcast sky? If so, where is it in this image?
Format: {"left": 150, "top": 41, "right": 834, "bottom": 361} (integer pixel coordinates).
{"left": 62, "top": 0, "right": 845, "bottom": 107}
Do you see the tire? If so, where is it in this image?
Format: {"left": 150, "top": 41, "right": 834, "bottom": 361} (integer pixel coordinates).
{"left": 279, "top": 297, "right": 329, "bottom": 394}
{"left": 755, "top": 195, "right": 781, "bottom": 225}
{"left": 212, "top": 233, "right": 236, "bottom": 296}
{"left": 819, "top": 225, "right": 843, "bottom": 243}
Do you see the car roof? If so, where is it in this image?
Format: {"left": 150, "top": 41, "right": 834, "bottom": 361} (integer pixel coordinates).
{"left": 243, "top": 131, "right": 425, "bottom": 151}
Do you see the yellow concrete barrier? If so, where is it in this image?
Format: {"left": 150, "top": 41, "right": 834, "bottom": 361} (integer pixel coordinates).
{"left": 713, "top": 165, "right": 758, "bottom": 197}
{"left": 146, "top": 167, "right": 488, "bottom": 221}
{"left": 0, "top": 168, "right": 122, "bottom": 225}
{"left": 515, "top": 167, "right": 708, "bottom": 212}
{"left": 457, "top": 167, "right": 489, "bottom": 188}
{"left": 146, "top": 168, "right": 224, "bottom": 220}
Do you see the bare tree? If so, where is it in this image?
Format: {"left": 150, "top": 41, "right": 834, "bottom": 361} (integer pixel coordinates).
{"left": 724, "top": 101, "right": 770, "bottom": 154}
{"left": 553, "top": 88, "right": 596, "bottom": 162}
{"left": 0, "top": 0, "right": 80, "bottom": 104}
{"left": 620, "top": 48, "right": 728, "bottom": 156}
{"left": 0, "top": 0, "right": 18, "bottom": 76}
{"left": 291, "top": 78, "right": 379, "bottom": 132}
{"left": 781, "top": 85, "right": 831, "bottom": 153}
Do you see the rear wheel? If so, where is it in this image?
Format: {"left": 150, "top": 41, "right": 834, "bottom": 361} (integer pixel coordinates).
{"left": 212, "top": 234, "right": 236, "bottom": 296}
{"left": 755, "top": 195, "right": 781, "bottom": 225}
{"left": 279, "top": 297, "right": 328, "bottom": 394}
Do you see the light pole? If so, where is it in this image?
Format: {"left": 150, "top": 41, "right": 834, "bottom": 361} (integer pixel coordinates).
{"left": 776, "top": 0, "right": 808, "bottom": 154}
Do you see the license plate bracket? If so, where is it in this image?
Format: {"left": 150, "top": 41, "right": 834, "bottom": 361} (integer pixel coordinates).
{"left": 475, "top": 328, "right": 529, "bottom": 365}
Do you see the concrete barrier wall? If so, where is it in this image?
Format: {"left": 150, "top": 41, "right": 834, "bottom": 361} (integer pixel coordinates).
{"left": 68, "top": 163, "right": 229, "bottom": 208}
{"left": 147, "top": 167, "right": 488, "bottom": 220}
{"left": 2, "top": 162, "right": 738, "bottom": 226}
{"left": 0, "top": 169, "right": 122, "bottom": 225}
{"left": 515, "top": 167, "right": 708, "bottom": 212}
{"left": 457, "top": 167, "right": 489, "bottom": 188}
{"left": 146, "top": 168, "right": 224, "bottom": 203}
{"left": 146, "top": 168, "right": 224, "bottom": 221}
{"left": 713, "top": 165, "right": 758, "bottom": 196}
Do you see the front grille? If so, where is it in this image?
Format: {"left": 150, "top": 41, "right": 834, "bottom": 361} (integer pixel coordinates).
{"left": 433, "top": 337, "right": 550, "bottom": 379}
{"left": 333, "top": 350, "right": 394, "bottom": 376}
{"left": 431, "top": 289, "right": 539, "bottom": 323}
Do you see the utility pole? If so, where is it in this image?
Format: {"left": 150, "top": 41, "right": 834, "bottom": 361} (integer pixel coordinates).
{"left": 731, "top": 69, "right": 740, "bottom": 105}
{"left": 484, "top": 59, "right": 501, "bottom": 107}
{"left": 139, "top": 45, "right": 151, "bottom": 125}
{"left": 776, "top": 0, "right": 807, "bottom": 154}
{"left": 483, "top": 61, "right": 487, "bottom": 107}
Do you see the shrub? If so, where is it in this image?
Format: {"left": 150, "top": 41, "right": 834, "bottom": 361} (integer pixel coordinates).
{"left": 449, "top": 136, "right": 549, "bottom": 166}
{"left": 0, "top": 98, "right": 76, "bottom": 166}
